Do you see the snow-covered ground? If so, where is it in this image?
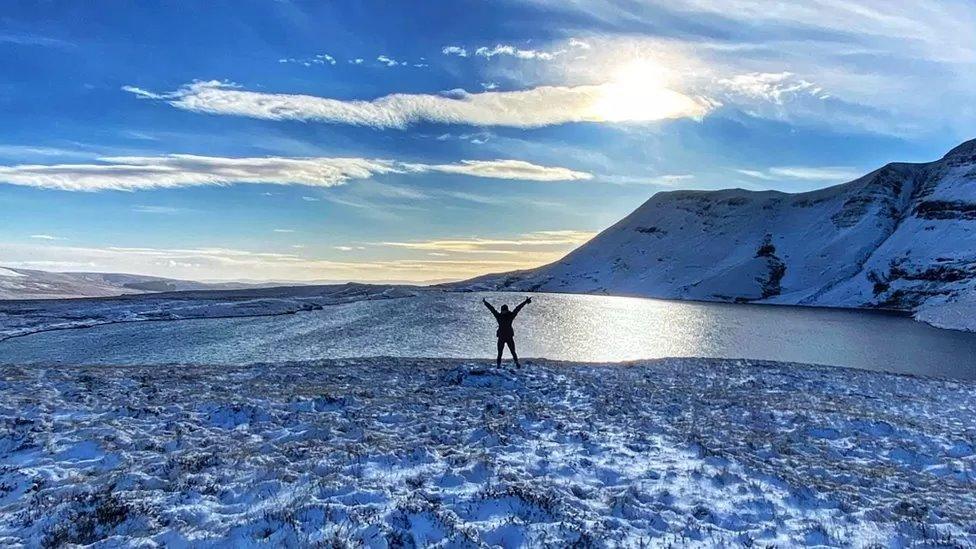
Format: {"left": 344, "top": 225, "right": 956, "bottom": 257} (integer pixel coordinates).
{"left": 2, "top": 358, "right": 974, "bottom": 546}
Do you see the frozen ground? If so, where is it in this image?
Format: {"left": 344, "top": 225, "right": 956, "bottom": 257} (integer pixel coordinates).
{"left": 1, "top": 358, "right": 974, "bottom": 547}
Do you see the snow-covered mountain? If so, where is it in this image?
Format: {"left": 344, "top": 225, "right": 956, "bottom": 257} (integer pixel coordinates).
{"left": 0, "top": 267, "right": 262, "bottom": 300}
{"left": 458, "top": 139, "right": 976, "bottom": 332}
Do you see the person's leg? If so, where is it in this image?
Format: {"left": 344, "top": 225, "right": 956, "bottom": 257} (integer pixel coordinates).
{"left": 507, "top": 339, "right": 520, "bottom": 367}
{"left": 496, "top": 338, "right": 504, "bottom": 367}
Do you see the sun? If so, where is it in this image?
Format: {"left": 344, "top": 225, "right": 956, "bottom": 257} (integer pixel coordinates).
{"left": 590, "top": 59, "right": 706, "bottom": 123}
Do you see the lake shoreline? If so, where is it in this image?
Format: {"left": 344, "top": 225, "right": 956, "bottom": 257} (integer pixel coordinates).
{"left": 3, "top": 291, "right": 976, "bottom": 379}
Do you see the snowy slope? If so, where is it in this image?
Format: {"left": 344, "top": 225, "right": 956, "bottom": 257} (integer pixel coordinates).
{"left": 0, "top": 266, "right": 266, "bottom": 300}
{"left": 459, "top": 139, "right": 976, "bottom": 331}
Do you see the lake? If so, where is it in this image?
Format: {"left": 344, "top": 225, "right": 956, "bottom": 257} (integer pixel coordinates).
{"left": 2, "top": 291, "right": 975, "bottom": 379}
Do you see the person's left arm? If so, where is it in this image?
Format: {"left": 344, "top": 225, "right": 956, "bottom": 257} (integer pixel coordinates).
{"left": 513, "top": 296, "right": 532, "bottom": 315}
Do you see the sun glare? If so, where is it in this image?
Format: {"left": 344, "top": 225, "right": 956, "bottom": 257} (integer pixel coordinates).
{"left": 591, "top": 59, "right": 705, "bottom": 122}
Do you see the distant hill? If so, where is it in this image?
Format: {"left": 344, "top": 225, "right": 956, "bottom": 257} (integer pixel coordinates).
{"left": 454, "top": 139, "right": 976, "bottom": 332}
{"left": 0, "top": 267, "right": 270, "bottom": 300}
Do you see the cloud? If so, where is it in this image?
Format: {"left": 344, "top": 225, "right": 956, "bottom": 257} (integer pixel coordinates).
{"left": 523, "top": 2, "right": 976, "bottom": 137}
{"left": 475, "top": 44, "right": 559, "bottom": 61}
{"left": 376, "top": 55, "right": 402, "bottom": 67}
{"left": 29, "top": 234, "right": 64, "bottom": 240}
{"left": 442, "top": 46, "right": 468, "bottom": 57}
{"left": 404, "top": 160, "right": 592, "bottom": 182}
{"left": 736, "top": 166, "right": 862, "bottom": 182}
{"left": 133, "top": 205, "right": 183, "bottom": 214}
{"left": 0, "top": 32, "right": 74, "bottom": 49}
{"left": 0, "top": 154, "right": 592, "bottom": 191}
{"left": 568, "top": 38, "right": 591, "bottom": 50}
{"left": 278, "top": 53, "right": 337, "bottom": 67}
{"left": 604, "top": 173, "right": 695, "bottom": 186}
{"left": 718, "top": 72, "right": 829, "bottom": 104}
{"left": 272, "top": 228, "right": 295, "bottom": 233}
{"left": 0, "top": 155, "right": 397, "bottom": 191}
{"left": 0, "top": 242, "right": 563, "bottom": 283}
{"left": 379, "top": 230, "right": 596, "bottom": 254}
{"left": 123, "top": 80, "right": 712, "bottom": 129}
{"left": 445, "top": 39, "right": 590, "bottom": 61}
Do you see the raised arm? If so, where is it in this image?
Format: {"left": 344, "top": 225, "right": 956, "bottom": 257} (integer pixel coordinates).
{"left": 482, "top": 298, "right": 499, "bottom": 317}
{"left": 513, "top": 296, "right": 532, "bottom": 315}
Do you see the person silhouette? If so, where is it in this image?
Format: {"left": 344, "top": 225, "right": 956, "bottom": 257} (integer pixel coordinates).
{"left": 483, "top": 296, "right": 531, "bottom": 368}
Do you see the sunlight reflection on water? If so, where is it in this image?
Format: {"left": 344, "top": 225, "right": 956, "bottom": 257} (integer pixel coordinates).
{"left": 2, "top": 291, "right": 976, "bottom": 378}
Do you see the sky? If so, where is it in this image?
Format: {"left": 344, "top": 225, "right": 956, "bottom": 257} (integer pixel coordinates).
{"left": 1, "top": 1, "right": 974, "bottom": 283}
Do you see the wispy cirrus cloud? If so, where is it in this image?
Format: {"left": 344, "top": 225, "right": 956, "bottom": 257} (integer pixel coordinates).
{"left": 718, "top": 72, "right": 829, "bottom": 104}
{"left": 402, "top": 160, "right": 592, "bottom": 182}
{"left": 0, "top": 32, "right": 74, "bottom": 49}
{"left": 735, "top": 166, "right": 862, "bottom": 182}
{"left": 29, "top": 234, "right": 65, "bottom": 240}
{"left": 132, "top": 205, "right": 184, "bottom": 214}
{"left": 380, "top": 230, "right": 596, "bottom": 254}
{"left": 0, "top": 154, "right": 592, "bottom": 191}
{"left": 122, "top": 80, "right": 712, "bottom": 129}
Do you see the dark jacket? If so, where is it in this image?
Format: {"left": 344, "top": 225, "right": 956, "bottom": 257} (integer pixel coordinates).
{"left": 484, "top": 300, "right": 528, "bottom": 340}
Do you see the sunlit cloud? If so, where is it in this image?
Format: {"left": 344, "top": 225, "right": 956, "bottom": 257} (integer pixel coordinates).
{"left": 122, "top": 80, "right": 713, "bottom": 129}
{"left": 0, "top": 154, "right": 592, "bottom": 191}
{"left": 521, "top": 3, "right": 976, "bottom": 136}
{"left": 718, "top": 72, "right": 829, "bottom": 104}
{"left": 29, "top": 234, "right": 65, "bottom": 240}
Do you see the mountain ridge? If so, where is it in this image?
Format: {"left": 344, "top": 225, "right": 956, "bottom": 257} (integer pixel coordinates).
{"left": 0, "top": 267, "right": 271, "bottom": 300}
{"left": 453, "top": 139, "right": 976, "bottom": 332}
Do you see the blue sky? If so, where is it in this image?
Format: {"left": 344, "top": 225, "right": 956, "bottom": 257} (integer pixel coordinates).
{"left": 1, "top": 1, "right": 974, "bottom": 282}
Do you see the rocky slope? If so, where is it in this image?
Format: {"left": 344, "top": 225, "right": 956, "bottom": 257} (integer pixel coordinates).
{"left": 458, "top": 139, "right": 976, "bottom": 331}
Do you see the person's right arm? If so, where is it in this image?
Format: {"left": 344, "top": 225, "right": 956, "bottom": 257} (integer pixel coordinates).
{"left": 482, "top": 298, "right": 499, "bottom": 316}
